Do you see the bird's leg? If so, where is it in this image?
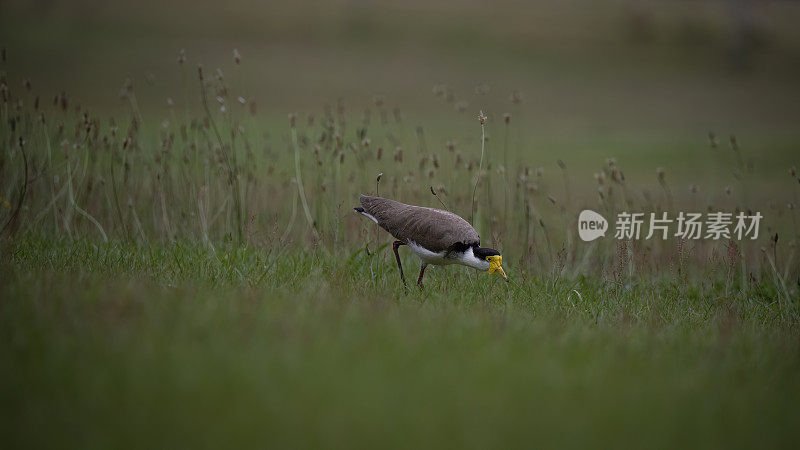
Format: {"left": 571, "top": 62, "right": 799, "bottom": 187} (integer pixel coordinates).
{"left": 392, "top": 240, "right": 407, "bottom": 286}
{"left": 417, "top": 262, "right": 427, "bottom": 289}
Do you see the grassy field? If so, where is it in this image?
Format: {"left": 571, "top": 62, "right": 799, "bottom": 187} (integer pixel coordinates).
{"left": 2, "top": 0, "right": 800, "bottom": 448}
{"left": 2, "top": 238, "right": 799, "bottom": 448}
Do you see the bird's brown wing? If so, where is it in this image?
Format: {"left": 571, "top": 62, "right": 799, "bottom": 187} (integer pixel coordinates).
{"left": 360, "top": 195, "right": 480, "bottom": 252}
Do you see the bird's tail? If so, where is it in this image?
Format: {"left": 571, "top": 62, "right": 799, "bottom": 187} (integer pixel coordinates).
{"left": 353, "top": 206, "right": 378, "bottom": 224}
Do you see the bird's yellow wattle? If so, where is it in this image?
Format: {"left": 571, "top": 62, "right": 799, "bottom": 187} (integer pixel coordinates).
{"left": 486, "top": 255, "right": 508, "bottom": 281}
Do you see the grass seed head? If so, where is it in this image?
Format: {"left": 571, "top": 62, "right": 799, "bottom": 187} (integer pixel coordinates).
{"left": 119, "top": 78, "right": 133, "bottom": 98}
{"left": 708, "top": 131, "right": 717, "bottom": 148}
{"left": 594, "top": 172, "right": 605, "bottom": 184}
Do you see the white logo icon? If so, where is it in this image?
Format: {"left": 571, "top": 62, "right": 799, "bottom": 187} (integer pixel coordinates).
{"left": 578, "top": 210, "right": 608, "bottom": 241}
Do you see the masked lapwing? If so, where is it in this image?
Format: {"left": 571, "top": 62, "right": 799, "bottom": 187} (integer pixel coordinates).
{"left": 354, "top": 194, "right": 507, "bottom": 288}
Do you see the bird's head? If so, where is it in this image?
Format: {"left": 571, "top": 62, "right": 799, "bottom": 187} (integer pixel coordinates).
{"left": 474, "top": 247, "right": 508, "bottom": 282}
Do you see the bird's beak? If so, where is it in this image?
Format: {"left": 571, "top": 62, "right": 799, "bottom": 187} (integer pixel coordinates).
{"left": 487, "top": 255, "right": 508, "bottom": 282}
{"left": 497, "top": 266, "right": 508, "bottom": 282}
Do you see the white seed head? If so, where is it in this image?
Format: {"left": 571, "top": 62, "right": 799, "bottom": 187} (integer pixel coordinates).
{"left": 594, "top": 172, "right": 605, "bottom": 184}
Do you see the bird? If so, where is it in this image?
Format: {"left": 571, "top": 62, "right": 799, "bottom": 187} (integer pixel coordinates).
{"left": 354, "top": 194, "right": 507, "bottom": 288}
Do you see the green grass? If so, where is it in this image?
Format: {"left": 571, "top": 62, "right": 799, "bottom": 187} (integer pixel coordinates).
{"left": 1, "top": 237, "right": 799, "bottom": 449}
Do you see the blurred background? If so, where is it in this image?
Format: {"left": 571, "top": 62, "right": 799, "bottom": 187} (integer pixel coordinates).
{"left": 3, "top": 0, "right": 800, "bottom": 129}
{"left": 2, "top": 0, "right": 800, "bottom": 235}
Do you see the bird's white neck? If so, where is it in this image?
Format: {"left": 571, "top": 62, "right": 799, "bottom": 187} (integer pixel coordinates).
{"left": 457, "top": 247, "right": 490, "bottom": 271}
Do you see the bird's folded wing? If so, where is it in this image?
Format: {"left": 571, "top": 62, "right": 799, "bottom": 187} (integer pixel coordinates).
{"left": 360, "top": 195, "right": 479, "bottom": 252}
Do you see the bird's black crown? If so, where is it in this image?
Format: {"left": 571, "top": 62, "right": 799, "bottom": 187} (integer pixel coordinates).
{"left": 473, "top": 247, "right": 500, "bottom": 259}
